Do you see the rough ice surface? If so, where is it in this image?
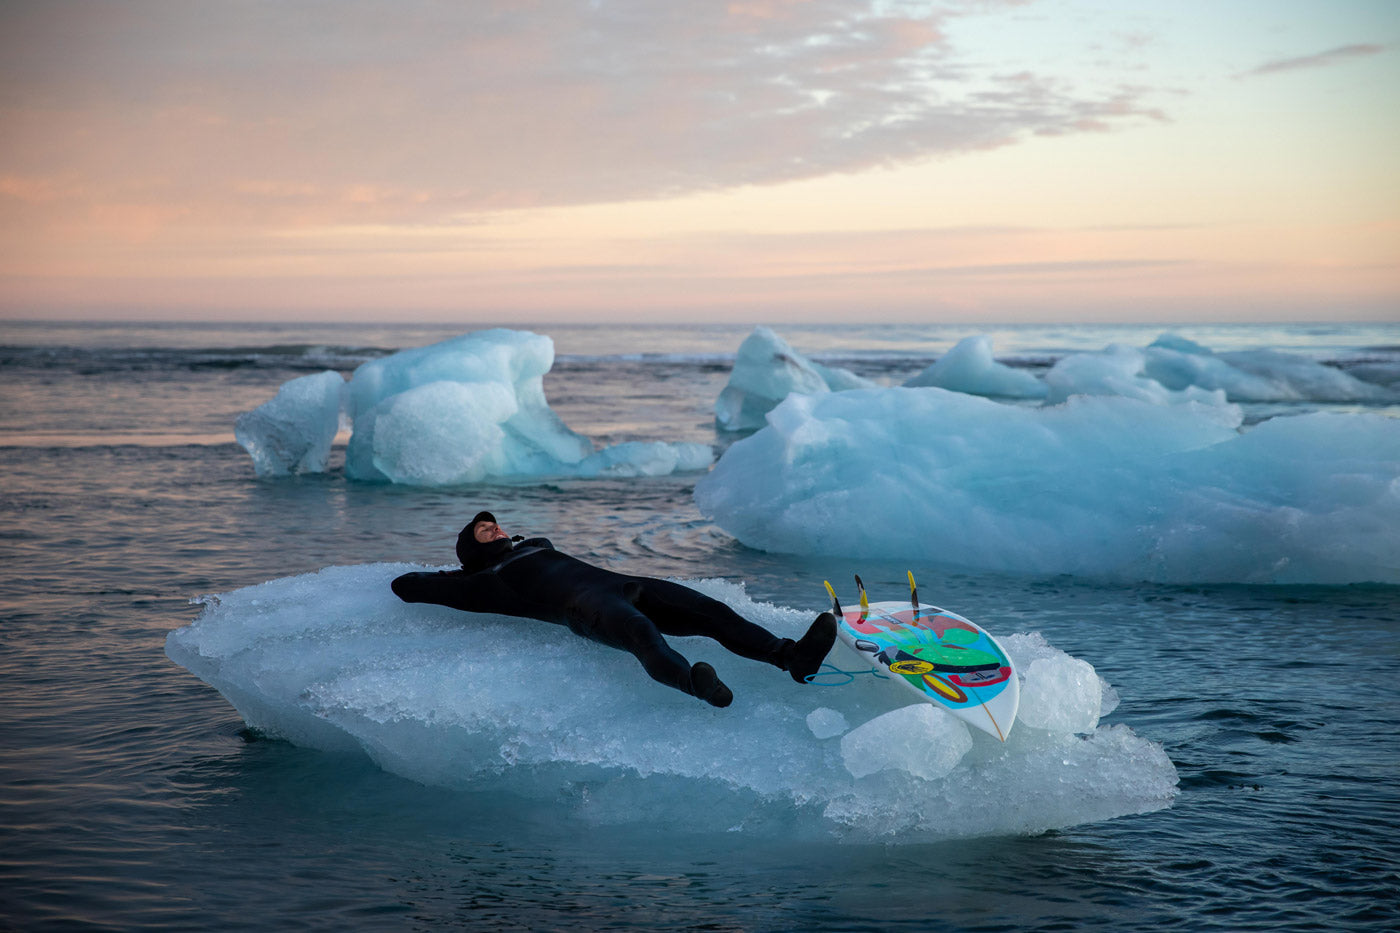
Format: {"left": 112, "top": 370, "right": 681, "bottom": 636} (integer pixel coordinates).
{"left": 239, "top": 329, "right": 710, "bottom": 484}
{"left": 1044, "top": 343, "right": 1238, "bottom": 411}
{"left": 694, "top": 387, "right": 1400, "bottom": 585}
{"left": 572, "top": 440, "right": 716, "bottom": 478}
{"left": 235, "top": 371, "right": 347, "bottom": 477}
{"left": 904, "top": 335, "right": 1047, "bottom": 399}
{"left": 350, "top": 380, "right": 521, "bottom": 485}
{"left": 1144, "top": 333, "right": 1391, "bottom": 402}
{"left": 840, "top": 704, "right": 973, "bottom": 780}
{"left": 806, "top": 707, "right": 849, "bottom": 739}
{"left": 1037, "top": 331, "right": 1395, "bottom": 406}
{"left": 1018, "top": 657, "right": 1102, "bottom": 734}
{"left": 723, "top": 328, "right": 1395, "bottom": 414}
{"left": 1042, "top": 334, "right": 1392, "bottom": 408}
{"left": 346, "top": 329, "right": 588, "bottom": 481}
{"left": 715, "top": 326, "right": 874, "bottom": 431}
{"left": 1005, "top": 632, "right": 1120, "bottom": 719}
{"left": 166, "top": 565, "right": 1178, "bottom": 842}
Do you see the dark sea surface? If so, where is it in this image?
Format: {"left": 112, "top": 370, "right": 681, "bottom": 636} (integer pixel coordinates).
{"left": 1, "top": 320, "right": 1397, "bottom": 931}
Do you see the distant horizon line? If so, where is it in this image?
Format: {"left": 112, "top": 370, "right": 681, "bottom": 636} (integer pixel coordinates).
{"left": 3, "top": 313, "right": 1397, "bottom": 329}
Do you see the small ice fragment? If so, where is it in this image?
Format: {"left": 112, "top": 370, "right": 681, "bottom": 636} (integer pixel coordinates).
{"left": 235, "top": 370, "right": 346, "bottom": 477}
{"left": 806, "top": 707, "right": 849, "bottom": 739}
{"left": 1018, "top": 656, "right": 1102, "bottom": 734}
{"left": 715, "top": 326, "right": 872, "bottom": 431}
{"left": 904, "top": 335, "right": 1046, "bottom": 399}
{"left": 839, "top": 704, "right": 972, "bottom": 780}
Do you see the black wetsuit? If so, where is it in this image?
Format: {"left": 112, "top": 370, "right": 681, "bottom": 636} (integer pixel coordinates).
{"left": 390, "top": 534, "right": 797, "bottom": 699}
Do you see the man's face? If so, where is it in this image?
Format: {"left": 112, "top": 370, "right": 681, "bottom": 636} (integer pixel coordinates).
{"left": 473, "top": 520, "right": 508, "bottom": 544}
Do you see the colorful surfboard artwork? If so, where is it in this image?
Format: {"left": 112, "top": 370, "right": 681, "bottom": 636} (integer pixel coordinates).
{"left": 823, "top": 576, "right": 1020, "bottom": 741}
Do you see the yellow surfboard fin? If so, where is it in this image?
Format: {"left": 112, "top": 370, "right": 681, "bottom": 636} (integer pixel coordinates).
{"left": 822, "top": 580, "right": 843, "bottom": 617}
{"left": 908, "top": 571, "right": 918, "bottom": 608}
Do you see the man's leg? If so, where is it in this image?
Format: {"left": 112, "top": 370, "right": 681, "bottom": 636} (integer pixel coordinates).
{"left": 627, "top": 578, "right": 791, "bottom": 664}
{"left": 629, "top": 578, "right": 837, "bottom": 683}
{"left": 580, "top": 598, "right": 732, "bottom": 707}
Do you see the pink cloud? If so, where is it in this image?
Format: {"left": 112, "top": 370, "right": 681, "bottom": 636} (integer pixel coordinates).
{"left": 1240, "top": 43, "right": 1385, "bottom": 78}
{"left": 0, "top": 0, "right": 1165, "bottom": 230}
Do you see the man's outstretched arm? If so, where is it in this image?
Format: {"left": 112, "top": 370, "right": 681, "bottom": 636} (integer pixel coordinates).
{"left": 391, "top": 569, "right": 520, "bottom": 614}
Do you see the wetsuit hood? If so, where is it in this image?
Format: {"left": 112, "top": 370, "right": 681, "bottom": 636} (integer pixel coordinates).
{"left": 457, "top": 511, "right": 512, "bottom": 572}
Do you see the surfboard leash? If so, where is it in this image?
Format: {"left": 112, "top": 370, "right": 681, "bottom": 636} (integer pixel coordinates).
{"left": 803, "top": 662, "right": 890, "bottom": 686}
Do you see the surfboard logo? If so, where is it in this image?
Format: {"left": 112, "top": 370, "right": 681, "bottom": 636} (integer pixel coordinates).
{"left": 889, "top": 659, "right": 934, "bottom": 675}
{"left": 922, "top": 672, "right": 968, "bottom": 703}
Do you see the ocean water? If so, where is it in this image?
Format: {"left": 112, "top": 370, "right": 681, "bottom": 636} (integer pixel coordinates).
{"left": 2, "top": 319, "right": 1398, "bottom": 931}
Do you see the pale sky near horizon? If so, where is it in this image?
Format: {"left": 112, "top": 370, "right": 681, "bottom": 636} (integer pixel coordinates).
{"left": 1, "top": 0, "right": 1397, "bottom": 323}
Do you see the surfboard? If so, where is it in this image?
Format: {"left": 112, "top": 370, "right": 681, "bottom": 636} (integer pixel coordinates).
{"left": 823, "top": 575, "right": 1019, "bottom": 741}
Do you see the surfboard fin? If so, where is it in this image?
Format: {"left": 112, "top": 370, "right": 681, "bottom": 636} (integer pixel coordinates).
{"left": 854, "top": 574, "right": 869, "bottom": 619}
{"left": 822, "top": 580, "right": 843, "bottom": 618}
{"left": 908, "top": 571, "right": 918, "bottom": 608}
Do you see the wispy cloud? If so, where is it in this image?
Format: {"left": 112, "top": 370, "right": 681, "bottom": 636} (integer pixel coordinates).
{"left": 1239, "top": 43, "right": 1385, "bottom": 79}
{"left": 0, "top": 0, "right": 1166, "bottom": 229}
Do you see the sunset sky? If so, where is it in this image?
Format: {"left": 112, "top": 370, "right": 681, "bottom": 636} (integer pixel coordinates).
{"left": 2, "top": 0, "right": 1397, "bottom": 323}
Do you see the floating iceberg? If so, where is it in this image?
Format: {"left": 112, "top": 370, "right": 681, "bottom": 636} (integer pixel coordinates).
{"left": 1039, "top": 333, "right": 1394, "bottom": 406}
{"left": 1144, "top": 333, "right": 1391, "bottom": 402}
{"left": 569, "top": 440, "right": 714, "bottom": 478}
{"left": 345, "top": 329, "right": 590, "bottom": 481}
{"left": 719, "top": 327, "right": 1393, "bottom": 419}
{"left": 234, "top": 370, "right": 347, "bottom": 476}
{"left": 715, "top": 326, "right": 874, "bottom": 431}
{"left": 1044, "top": 343, "right": 1236, "bottom": 410}
{"left": 238, "top": 329, "right": 711, "bottom": 484}
{"left": 904, "top": 335, "right": 1047, "bottom": 399}
{"left": 694, "top": 387, "right": 1400, "bottom": 585}
{"left": 166, "top": 564, "right": 1178, "bottom": 842}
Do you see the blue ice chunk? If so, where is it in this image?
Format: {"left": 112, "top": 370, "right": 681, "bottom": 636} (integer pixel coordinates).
{"left": 715, "top": 326, "right": 874, "bottom": 431}
{"left": 235, "top": 370, "right": 347, "bottom": 477}
{"left": 1019, "top": 656, "right": 1102, "bottom": 734}
{"left": 1044, "top": 343, "right": 1237, "bottom": 410}
{"left": 806, "top": 707, "right": 849, "bottom": 739}
{"left": 840, "top": 704, "right": 972, "bottom": 780}
{"left": 694, "top": 387, "right": 1400, "bottom": 584}
{"left": 904, "top": 335, "right": 1047, "bottom": 399}
{"left": 1144, "top": 333, "right": 1390, "bottom": 402}
{"left": 574, "top": 440, "right": 714, "bottom": 478}
{"left": 346, "top": 329, "right": 591, "bottom": 482}
{"left": 350, "top": 380, "right": 522, "bottom": 485}
{"left": 1041, "top": 333, "right": 1394, "bottom": 406}
{"left": 240, "top": 328, "right": 710, "bottom": 484}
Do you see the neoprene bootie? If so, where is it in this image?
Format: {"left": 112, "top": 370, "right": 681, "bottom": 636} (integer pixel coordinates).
{"left": 690, "top": 661, "right": 733, "bottom": 708}
{"left": 788, "top": 612, "right": 837, "bottom": 683}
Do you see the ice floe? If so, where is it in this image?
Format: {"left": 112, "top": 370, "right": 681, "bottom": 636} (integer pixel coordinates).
{"left": 167, "top": 565, "right": 1179, "bottom": 842}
